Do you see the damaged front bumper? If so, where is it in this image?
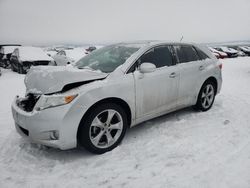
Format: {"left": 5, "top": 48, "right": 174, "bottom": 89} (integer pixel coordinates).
{"left": 11, "top": 96, "right": 78, "bottom": 150}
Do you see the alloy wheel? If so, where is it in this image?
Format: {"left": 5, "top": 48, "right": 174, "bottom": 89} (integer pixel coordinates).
{"left": 201, "top": 84, "right": 215, "bottom": 109}
{"left": 89, "top": 109, "right": 123, "bottom": 149}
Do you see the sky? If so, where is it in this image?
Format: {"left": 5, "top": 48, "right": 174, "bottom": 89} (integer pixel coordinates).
{"left": 0, "top": 0, "right": 250, "bottom": 45}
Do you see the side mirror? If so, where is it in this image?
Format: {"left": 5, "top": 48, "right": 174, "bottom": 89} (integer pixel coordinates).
{"left": 139, "top": 62, "right": 156, "bottom": 73}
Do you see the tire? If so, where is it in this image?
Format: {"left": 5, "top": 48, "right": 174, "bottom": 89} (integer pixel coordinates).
{"left": 78, "top": 103, "right": 128, "bottom": 154}
{"left": 194, "top": 81, "right": 216, "bottom": 111}
{"left": 18, "top": 63, "right": 26, "bottom": 74}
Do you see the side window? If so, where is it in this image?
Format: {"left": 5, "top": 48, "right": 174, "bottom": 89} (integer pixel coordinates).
{"left": 139, "top": 46, "right": 173, "bottom": 68}
{"left": 174, "top": 45, "right": 200, "bottom": 63}
{"left": 195, "top": 47, "right": 209, "bottom": 60}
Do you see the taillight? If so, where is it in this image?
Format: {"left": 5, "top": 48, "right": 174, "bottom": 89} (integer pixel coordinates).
{"left": 219, "top": 64, "right": 222, "bottom": 69}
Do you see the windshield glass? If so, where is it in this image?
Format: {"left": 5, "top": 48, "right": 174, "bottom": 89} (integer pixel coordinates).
{"left": 75, "top": 44, "right": 140, "bottom": 73}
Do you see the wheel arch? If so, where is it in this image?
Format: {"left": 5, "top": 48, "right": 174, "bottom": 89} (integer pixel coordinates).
{"left": 203, "top": 76, "right": 218, "bottom": 94}
{"left": 77, "top": 97, "right": 132, "bottom": 143}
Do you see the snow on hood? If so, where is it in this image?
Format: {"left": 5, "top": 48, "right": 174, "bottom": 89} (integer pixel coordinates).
{"left": 24, "top": 65, "right": 108, "bottom": 94}
{"left": 17, "top": 47, "right": 53, "bottom": 62}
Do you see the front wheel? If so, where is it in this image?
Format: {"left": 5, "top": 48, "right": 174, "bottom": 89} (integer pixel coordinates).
{"left": 194, "top": 81, "right": 216, "bottom": 111}
{"left": 78, "top": 103, "right": 128, "bottom": 154}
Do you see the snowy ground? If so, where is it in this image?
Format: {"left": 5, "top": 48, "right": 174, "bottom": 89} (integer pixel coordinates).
{"left": 0, "top": 57, "right": 250, "bottom": 188}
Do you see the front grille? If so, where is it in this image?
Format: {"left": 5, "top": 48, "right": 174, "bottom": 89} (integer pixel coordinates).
{"left": 18, "top": 125, "right": 29, "bottom": 136}
{"left": 32, "top": 61, "right": 50, "bottom": 66}
{"left": 17, "top": 94, "right": 40, "bottom": 112}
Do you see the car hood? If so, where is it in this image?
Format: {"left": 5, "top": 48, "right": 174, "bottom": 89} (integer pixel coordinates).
{"left": 24, "top": 65, "right": 108, "bottom": 94}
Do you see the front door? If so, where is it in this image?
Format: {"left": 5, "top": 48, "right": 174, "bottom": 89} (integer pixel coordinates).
{"left": 133, "top": 45, "right": 179, "bottom": 120}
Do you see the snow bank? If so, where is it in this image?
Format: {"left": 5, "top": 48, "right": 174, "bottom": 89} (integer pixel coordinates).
{"left": 1, "top": 57, "right": 250, "bottom": 187}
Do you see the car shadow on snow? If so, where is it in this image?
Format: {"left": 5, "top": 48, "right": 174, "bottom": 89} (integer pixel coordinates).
{"left": 17, "top": 107, "right": 195, "bottom": 155}
{"left": 14, "top": 102, "right": 222, "bottom": 162}
{"left": 127, "top": 107, "right": 198, "bottom": 135}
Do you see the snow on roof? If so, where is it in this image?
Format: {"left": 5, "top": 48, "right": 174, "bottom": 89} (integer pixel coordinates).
{"left": 16, "top": 47, "right": 53, "bottom": 61}
{"left": 1, "top": 46, "right": 19, "bottom": 54}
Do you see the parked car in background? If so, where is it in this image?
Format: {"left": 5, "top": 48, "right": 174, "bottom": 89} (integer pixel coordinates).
{"left": 52, "top": 48, "right": 87, "bottom": 66}
{"left": 212, "top": 52, "right": 220, "bottom": 59}
{"left": 12, "top": 41, "right": 222, "bottom": 154}
{"left": 229, "top": 46, "right": 247, "bottom": 56}
{"left": 238, "top": 46, "right": 250, "bottom": 56}
{"left": 208, "top": 47, "right": 228, "bottom": 59}
{"left": 215, "top": 47, "right": 238, "bottom": 58}
{"left": 10, "top": 46, "right": 54, "bottom": 74}
{"left": 0, "top": 44, "right": 21, "bottom": 68}
{"left": 85, "top": 46, "right": 97, "bottom": 54}
{"left": 237, "top": 50, "right": 246, "bottom": 57}
{"left": 45, "top": 49, "right": 58, "bottom": 57}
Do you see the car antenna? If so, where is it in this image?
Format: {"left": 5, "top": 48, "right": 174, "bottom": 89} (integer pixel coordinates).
{"left": 180, "top": 36, "right": 184, "bottom": 42}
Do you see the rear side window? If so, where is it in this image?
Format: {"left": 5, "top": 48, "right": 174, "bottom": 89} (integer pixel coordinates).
{"left": 174, "top": 45, "right": 200, "bottom": 63}
{"left": 139, "top": 46, "right": 173, "bottom": 68}
{"left": 195, "top": 47, "right": 209, "bottom": 60}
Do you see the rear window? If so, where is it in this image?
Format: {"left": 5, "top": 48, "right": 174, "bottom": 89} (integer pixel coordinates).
{"left": 195, "top": 47, "right": 209, "bottom": 60}
{"left": 174, "top": 45, "right": 200, "bottom": 63}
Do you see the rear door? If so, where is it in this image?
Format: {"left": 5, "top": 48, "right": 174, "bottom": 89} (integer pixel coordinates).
{"left": 173, "top": 45, "right": 208, "bottom": 107}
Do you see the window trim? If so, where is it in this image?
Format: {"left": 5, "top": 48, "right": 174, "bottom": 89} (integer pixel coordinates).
{"left": 193, "top": 46, "right": 210, "bottom": 60}
{"left": 126, "top": 44, "right": 176, "bottom": 74}
{"left": 173, "top": 45, "right": 202, "bottom": 64}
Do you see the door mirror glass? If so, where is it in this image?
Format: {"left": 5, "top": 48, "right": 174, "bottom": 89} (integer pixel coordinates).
{"left": 139, "top": 62, "right": 156, "bottom": 73}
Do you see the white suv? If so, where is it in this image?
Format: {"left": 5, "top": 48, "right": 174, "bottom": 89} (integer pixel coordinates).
{"left": 12, "top": 41, "right": 222, "bottom": 154}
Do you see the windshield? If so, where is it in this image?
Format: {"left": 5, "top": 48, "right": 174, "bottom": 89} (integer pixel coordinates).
{"left": 75, "top": 44, "right": 140, "bottom": 73}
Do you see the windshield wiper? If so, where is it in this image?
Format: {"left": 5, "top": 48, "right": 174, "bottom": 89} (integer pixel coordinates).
{"left": 78, "top": 66, "right": 104, "bottom": 73}
{"left": 78, "top": 66, "right": 94, "bottom": 71}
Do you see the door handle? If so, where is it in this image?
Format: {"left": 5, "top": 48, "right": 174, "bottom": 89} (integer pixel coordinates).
{"left": 169, "top": 72, "right": 176, "bottom": 78}
{"left": 199, "top": 65, "right": 205, "bottom": 71}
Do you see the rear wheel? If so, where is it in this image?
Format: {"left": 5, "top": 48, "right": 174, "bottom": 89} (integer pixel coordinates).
{"left": 78, "top": 103, "right": 128, "bottom": 154}
{"left": 194, "top": 81, "right": 216, "bottom": 111}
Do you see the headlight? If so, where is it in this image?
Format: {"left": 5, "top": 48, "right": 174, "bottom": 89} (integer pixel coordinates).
{"left": 35, "top": 93, "right": 78, "bottom": 111}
